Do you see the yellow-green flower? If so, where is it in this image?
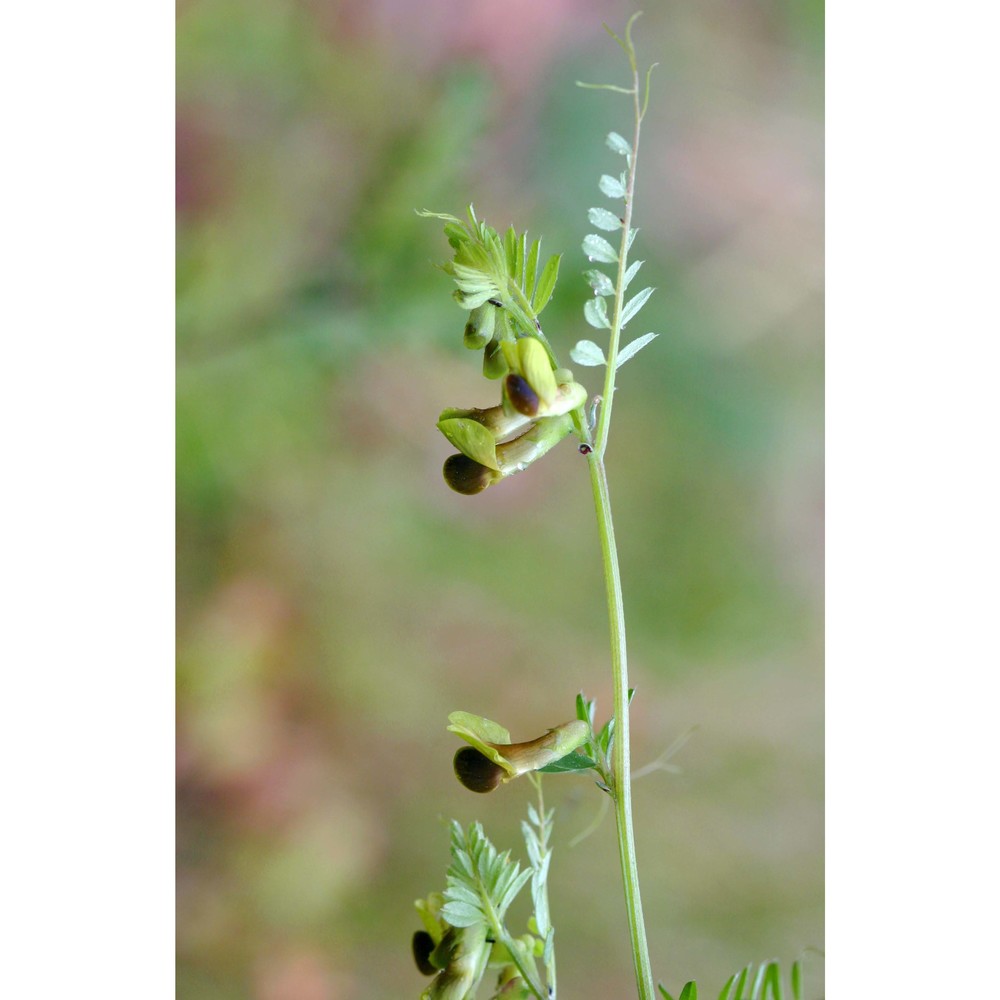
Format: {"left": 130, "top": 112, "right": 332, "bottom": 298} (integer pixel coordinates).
{"left": 440, "top": 413, "right": 576, "bottom": 495}
{"left": 448, "top": 712, "right": 589, "bottom": 793}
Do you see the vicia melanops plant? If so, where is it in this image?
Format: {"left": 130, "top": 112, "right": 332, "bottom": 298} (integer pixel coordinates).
{"left": 411, "top": 15, "right": 815, "bottom": 1000}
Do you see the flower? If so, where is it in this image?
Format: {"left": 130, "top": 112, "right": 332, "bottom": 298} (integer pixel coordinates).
{"left": 448, "top": 712, "right": 589, "bottom": 793}
{"left": 440, "top": 413, "right": 575, "bottom": 495}
{"left": 437, "top": 335, "right": 586, "bottom": 496}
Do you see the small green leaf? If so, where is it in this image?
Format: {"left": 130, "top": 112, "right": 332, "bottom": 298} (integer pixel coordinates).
{"left": 584, "top": 296, "right": 611, "bottom": 330}
{"left": 532, "top": 254, "right": 561, "bottom": 313}
{"left": 494, "top": 867, "right": 532, "bottom": 916}
{"left": 525, "top": 238, "right": 541, "bottom": 300}
{"left": 658, "top": 987, "right": 676, "bottom": 1000}
{"left": 450, "top": 847, "right": 474, "bottom": 882}
{"left": 731, "top": 965, "right": 750, "bottom": 1000}
{"left": 716, "top": 972, "right": 737, "bottom": 1000}
{"left": 678, "top": 983, "right": 699, "bottom": 1000}
{"left": 584, "top": 269, "right": 616, "bottom": 296}
{"left": 582, "top": 233, "right": 619, "bottom": 264}
{"left": 576, "top": 80, "right": 635, "bottom": 94}
{"left": 597, "top": 715, "right": 613, "bottom": 754}
{"left": 455, "top": 287, "right": 497, "bottom": 310}
{"left": 790, "top": 961, "right": 801, "bottom": 1000}
{"left": 621, "top": 286, "right": 654, "bottom": 327}
{"left": 483, "top": 235, "right": 504, "bottom": 281}
{"left": 416, "top": 208, "right": 463, "bottom": 224}
{"left": 445, "top": 883, "right": 481, "bottom": 909}
{"left": 616, "top": 332, "right": 658, "bottom": 368}
{"left": 764, "top": 962, "right": 782, "bottom": 1000}
{"left": 622, "top": 258, "right": 644, "bottom": 290}
{"left": 588, "top": 206, "right": 622, "bottom": 232}
{"left": 571, "top": 340, "right": 607, "bottom": 367}
{"left": 599, "top": 173, "right": 627, "bottom": 199}
{"left": 607, "top": 131, "right": 633, "bottom": 157}
{"left": 536, "top": 750, "right": 597, "bottom": 773}
{"left": 541, "top": 928, "right": 554, "bottom": 967}
{"left": 440, "top": 898, "right": 482, "bottom": 927}
{"left": 503, "top": 226, "right": 517, "bottom": 276}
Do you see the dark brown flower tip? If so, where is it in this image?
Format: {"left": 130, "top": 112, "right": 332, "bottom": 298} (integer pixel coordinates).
{"left": 412, "top": 930, "right": 437, "bottom": 976}
{"left": 505, "top": 373, "right": 540, "bottom": 417}
{"left": 443, "top": 454, "right": 496, "bottom": 495}
{"left": 453, "top": 746, "right": 505, "bottom": 793}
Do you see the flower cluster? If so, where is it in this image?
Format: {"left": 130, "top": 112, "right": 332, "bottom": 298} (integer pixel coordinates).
{"left": 438, "top": 336, "right": 586, "bottom": 495}
{"left": 420, "top": 206, "right": 587, "bottom": 495}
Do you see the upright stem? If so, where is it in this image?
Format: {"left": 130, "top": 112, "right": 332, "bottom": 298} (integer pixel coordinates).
{"left": 587, "top": 453, "right": 654, "bottom": 999}
{"left": 581, "top": 25, "right": 655, "bottom": 998}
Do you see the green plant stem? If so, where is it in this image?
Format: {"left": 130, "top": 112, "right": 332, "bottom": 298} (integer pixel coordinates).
{"left": 586, "top": 452, "right": 654, "bottom": 1000}
{"left": 593, "top": 44, "right": 643, "bottom": 460}
{"left": 583, "top": 37, "right": 655, "bottom": 1000}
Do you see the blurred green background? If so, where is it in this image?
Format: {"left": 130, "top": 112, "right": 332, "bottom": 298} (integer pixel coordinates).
{"left": 176, "top": 0, "right": 823, "bottom": 996}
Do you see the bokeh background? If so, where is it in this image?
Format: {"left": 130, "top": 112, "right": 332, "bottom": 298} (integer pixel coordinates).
{"left": 176, "top": 0, "right": 823, "bottom": 996}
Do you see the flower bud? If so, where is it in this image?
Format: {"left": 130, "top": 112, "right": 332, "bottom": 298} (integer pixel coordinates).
{"left": 483, "top": 336, "right": 508, "bottom": 379}
{"left": 421, "top": 924, "right": 491, "bottom": 1000}
{"left": 493, "top": 972, "right": 532, "bottom": 998}
{"left": 463, "top": 302, "right": 496, "bottom": 350}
